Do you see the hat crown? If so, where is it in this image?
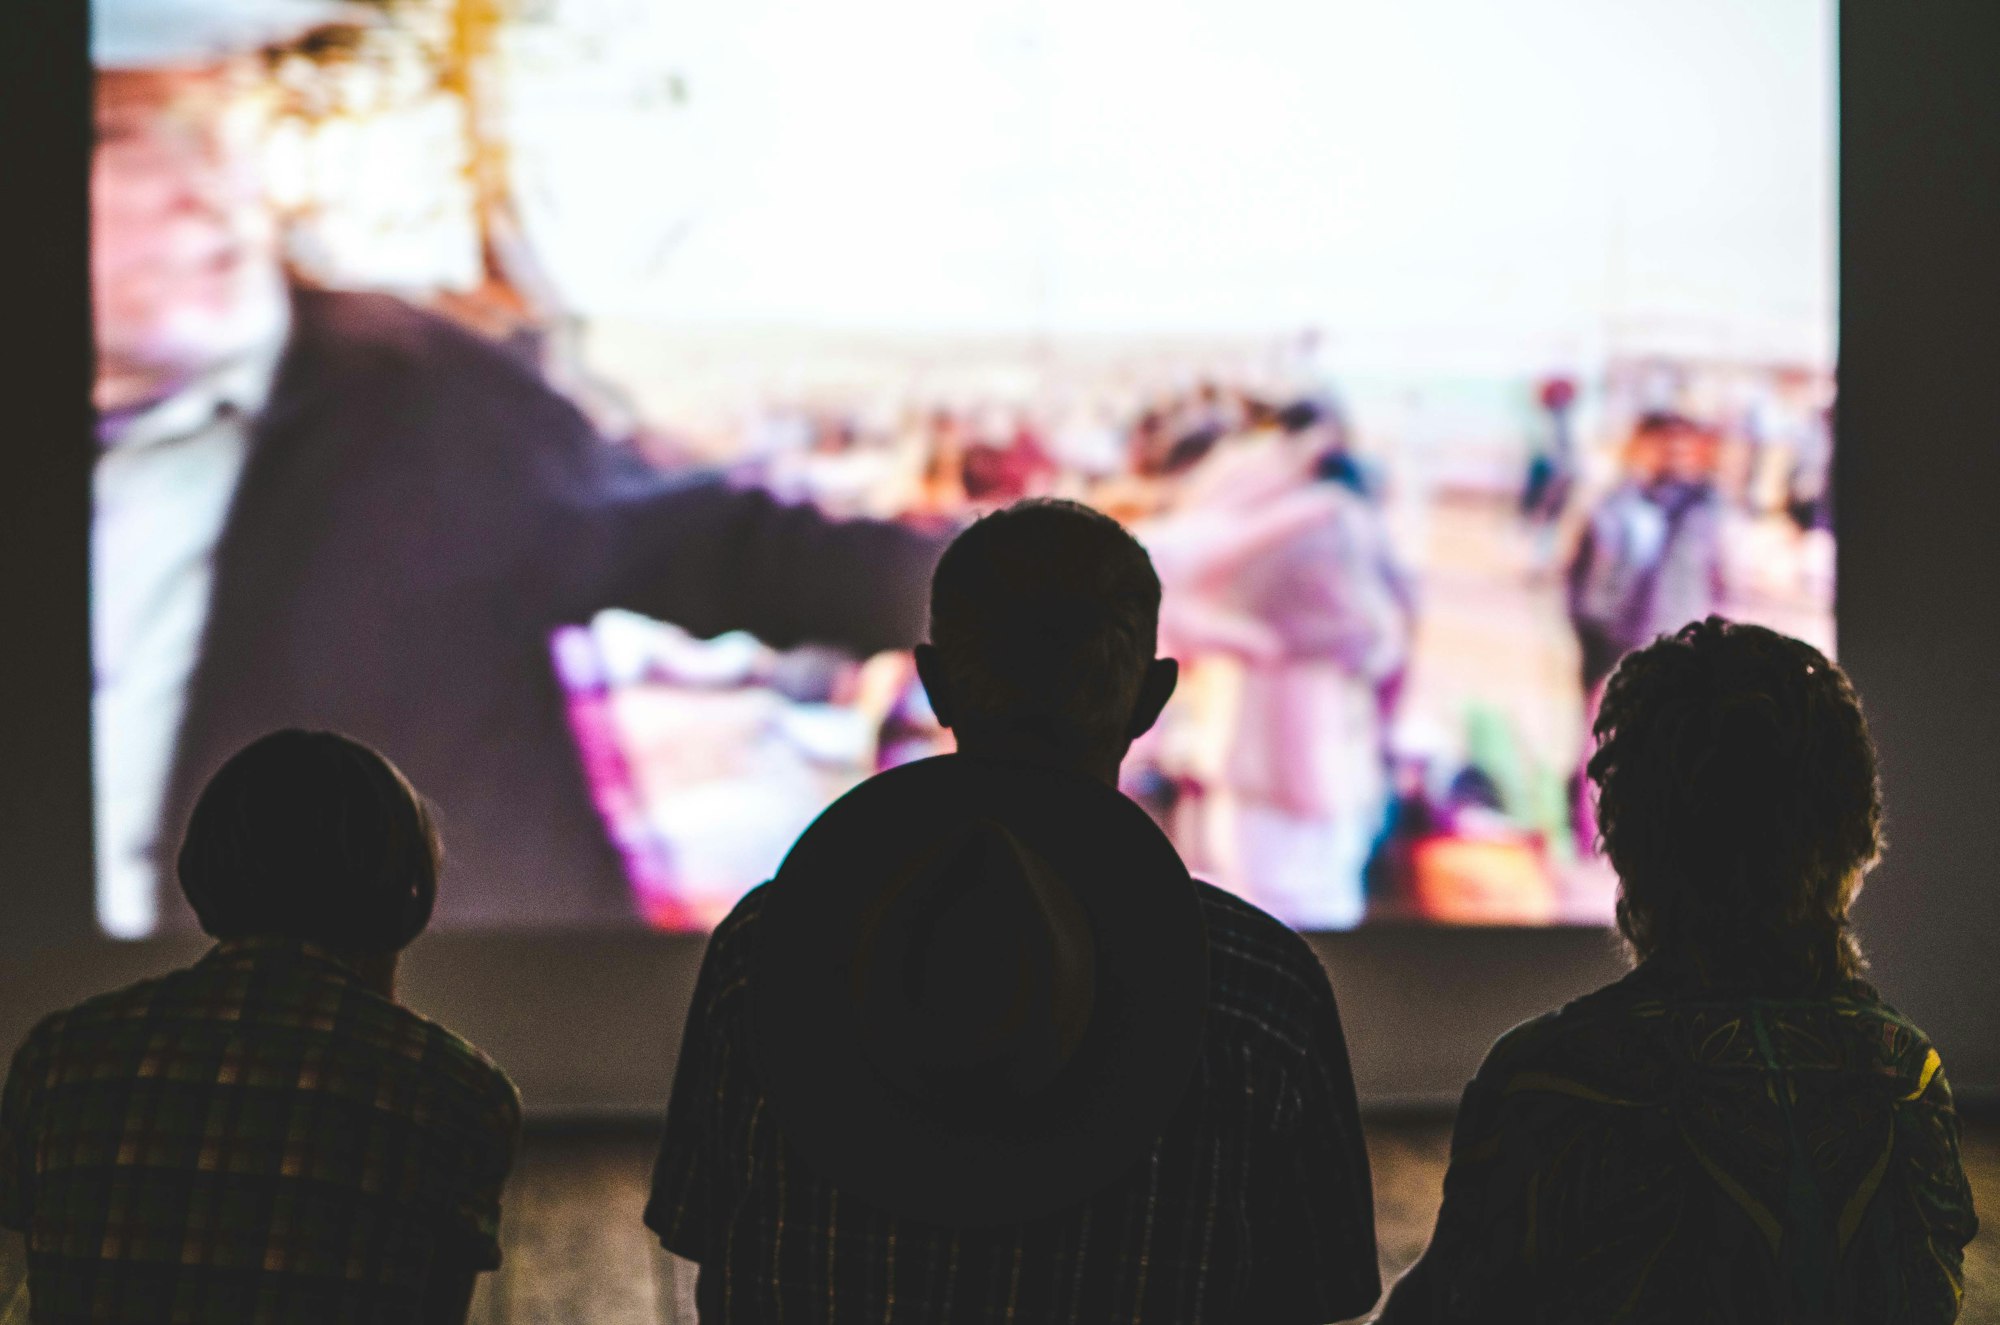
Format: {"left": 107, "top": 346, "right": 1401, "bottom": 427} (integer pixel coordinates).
{"left": 752, "top": 754, "right": 1208, "bottom": 1227}
{"left": 853, "top": 820, "right": 1096, "bottom": 1114}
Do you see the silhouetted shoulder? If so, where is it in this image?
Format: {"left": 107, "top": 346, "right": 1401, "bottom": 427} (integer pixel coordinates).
{"left": 1473, "top": 966, "right": 1953, "bottom": 1111}
{"left": 1193, "top": 879, "right": 1320, "bottom": 964}
{"left": 1833, "top": 986, "right": 1952, "bottom": 1101}
{"left": 1192, "top": 880, "right": 1340, "bottom": 1063}
{"left": 713, "top": 883, "right": 769, "bottom": 950}
{"left": 286, "top": 288, "right": 599, "bottom": 456}
{"left": 691, "top": 884, "right": 771, "bottom": 1013}
{"left": 6, "top": 976, "right": 173, "bottom": 1106}
{"left": 355, "top": 983, "right": 523, "bottom": 1122}
{"left": 20, "top": 956, "right": 518, "bottom": 1130}
{"left": 17, "top": 970, "right": 180, "bottom": 1053}
{"left": 293, "top": 289, "right": 546, "bottom": 392}
{"left": 1468, "top": 965, "right": 1703, "bottom": 1096}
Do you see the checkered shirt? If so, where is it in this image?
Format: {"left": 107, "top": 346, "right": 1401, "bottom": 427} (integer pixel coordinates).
{"left": 0, "top": 938, "right": 521, "bottom": 1324}
{"left": 1376, "top": 961, "right": 1979, "bottom": 1324}
{"left": 647, "top": 881, "right": 1381, "bottom": 1324}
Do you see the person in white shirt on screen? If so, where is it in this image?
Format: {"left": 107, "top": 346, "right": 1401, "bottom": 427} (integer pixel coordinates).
{"left": 91, "top": 29, "right": 298, "bottom": 936}
{"left": 1143, "top": 401, "right": 1411, "bottom": 929}
{"left": 88, "top": 0, "right": 944, "bottom": 936}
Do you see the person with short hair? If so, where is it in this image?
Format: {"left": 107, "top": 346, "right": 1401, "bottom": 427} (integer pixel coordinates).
{"left": 1376, "top": 619, "right": 1978, "bottom": 1323}
{"left": 0, "top": 730, "right": 521, "bottom": 1324}
{"left": 1205, "top": 401, "right": 1411, "bottom": 928}
{"left": 647, "top": 498, "right": 1381, "bottom": 1322}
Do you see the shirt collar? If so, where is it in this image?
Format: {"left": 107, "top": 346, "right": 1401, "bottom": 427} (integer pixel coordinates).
{"left": 1626, "top": 953, "right": 1872, "bottom": 1002}
{"left": 203, "top": 933, "right": 366, "bottom": 981}
{"left": 97, "top": 304, "right": 292, "bottom": 454}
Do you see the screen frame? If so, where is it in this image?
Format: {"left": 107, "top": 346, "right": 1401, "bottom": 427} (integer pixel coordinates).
{"left": 4, "top": 0, "right": 1994, "bottom": 1115}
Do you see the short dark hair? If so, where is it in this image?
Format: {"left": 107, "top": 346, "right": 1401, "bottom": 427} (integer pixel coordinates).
{"left": 929, "top": 500, "right": 1161, "bottom": 753}
{"left": 1276, "top": 398, "right": 1325, "bottom": 433}
{"left": 1587, "top": 618, "right": 1881, "bottom": 990}
{"left": 178, "top": 730, "right": 441, "bottom": 952}
{"left": 1635, "top": 409, "right": 1695, "bottom": 436}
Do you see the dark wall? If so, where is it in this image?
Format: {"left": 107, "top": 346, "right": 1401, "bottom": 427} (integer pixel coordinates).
{"left": 1833, "top": 0, "right": 2000, "bottom": 1092}
{"left": 2, "top": 1, "right": 1993, "bottom": 1114}
{"left": 366, "top": 927, "right": 1633, "bottom": 1114}
{"left": 0, "top": 0, "right": 95, "bottom": 951}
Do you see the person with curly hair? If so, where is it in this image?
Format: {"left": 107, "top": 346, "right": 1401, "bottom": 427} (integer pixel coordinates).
{"left": 1377, "top": 618, "right": 1978, "bottom": 1323}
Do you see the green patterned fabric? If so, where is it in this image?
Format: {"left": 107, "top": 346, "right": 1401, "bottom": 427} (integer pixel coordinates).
{"left": 0, "top": 939, "right": 520, "bottom": 1324}
{"left": 1379, "top": 961, "right": 1977, "bottom": 1324}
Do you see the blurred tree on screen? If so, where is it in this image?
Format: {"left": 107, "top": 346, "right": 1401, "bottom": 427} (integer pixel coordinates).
{"left": 260, "top": 0, "right": 689, "bottom": 374}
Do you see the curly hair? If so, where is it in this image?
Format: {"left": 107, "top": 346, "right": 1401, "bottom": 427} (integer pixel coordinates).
{"left": 1587, "top": 618, "right": 1881, "bottom": 991}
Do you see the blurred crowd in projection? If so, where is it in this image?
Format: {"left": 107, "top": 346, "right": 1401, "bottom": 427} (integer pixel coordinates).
{"left": 92, "top": 0, "right": 1836, "bottom": 934}
{"left": 578, "top": 360, "right": 1833, "bottom": 931}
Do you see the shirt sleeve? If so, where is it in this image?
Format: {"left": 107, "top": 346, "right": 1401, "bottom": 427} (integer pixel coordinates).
{"left": 557, "top": 455, "right": 947, "bottom": 659}
{"left": 0, "top": 1032, "right": 43, "bottom": 1232}
{"left": 440, "top": 1067, "right": 523, "bottom": 1272}
{"left": 1375, "top": 1072, "right": 1518, "bottom": 1325}
{"left": 1882, "top": 1065, "right": 1980, "bottom": 1318}
{"left": 644, "top": 928, "right": 731, "bottom": 1262}
{"left": 1252, "top": 957, "right": 1381, "bottom": 1323}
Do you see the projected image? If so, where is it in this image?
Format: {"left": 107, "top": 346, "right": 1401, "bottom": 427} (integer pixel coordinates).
{"left": 90, "top": 0, "right": 1834, "bottom": 935}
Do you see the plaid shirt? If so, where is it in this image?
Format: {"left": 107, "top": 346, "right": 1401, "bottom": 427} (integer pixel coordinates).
{"left": 1377, "top": 961, "right": 1979, "bottom": 1324}
{"left": 647, "top": 881, "right": 1380, "bottom": 1324}
{"left": 0, "top": 938, "right": 521, "bottom": 1324}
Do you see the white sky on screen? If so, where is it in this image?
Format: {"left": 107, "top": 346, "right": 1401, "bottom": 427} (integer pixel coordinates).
{"left": 505, "top": 0, "right": 1832, "bottom": 364}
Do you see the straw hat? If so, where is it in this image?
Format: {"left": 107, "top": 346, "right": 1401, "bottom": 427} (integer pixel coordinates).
{"left": 752, "top": 754, "right": 1209, "bottom": 1227}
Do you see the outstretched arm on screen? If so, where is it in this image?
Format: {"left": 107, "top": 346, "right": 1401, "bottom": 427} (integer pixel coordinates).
{"left": 556, "top": 458, "right": 946, "bottom": 658}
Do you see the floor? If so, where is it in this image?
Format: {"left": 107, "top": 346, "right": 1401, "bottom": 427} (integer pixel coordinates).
{"left": 3, "top": 1118, "right": 1993, "bottom": 1323}
{"left": 471, "top": 1118, "right": 1999, "bottom": 1325}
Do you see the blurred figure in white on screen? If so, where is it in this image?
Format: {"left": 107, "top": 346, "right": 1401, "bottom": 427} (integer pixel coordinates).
{"left": 1144, "top": 400, "right": 1412, "bottom": 929}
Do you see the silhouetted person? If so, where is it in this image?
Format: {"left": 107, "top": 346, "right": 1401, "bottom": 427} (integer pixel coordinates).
{"left": 1521, "top": 374, "right": 1577, "bottom": 527}
{"left": 0, "top": 731, "right": 521, "bottom": 1324}
{"left": 1377, "top": 619, "right": 1978, "bottom": 1324}
{"left": 647, "top": 499, "right": 1380, "bottom": 1322}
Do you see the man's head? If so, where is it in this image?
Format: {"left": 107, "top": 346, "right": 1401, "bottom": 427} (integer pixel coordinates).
{"left": 178, "top": 730, "right": 441, "bottom": 955}
{"left": 93, "top": 63, "right": 288, "bottom": 414}
{"left": 90, "top": 0, "right": 365, "bottom": 413}
{"left": 917, "top": 500, "right": 1177, "bottom": 782}
{"left": 1623, "top": 410, "right": 1717, "bottom": 485}
{"left": 1588, "top": 618, "right": 1881, "bottom": 990}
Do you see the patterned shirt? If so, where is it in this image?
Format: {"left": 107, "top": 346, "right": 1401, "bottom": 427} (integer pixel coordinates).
{"left": 0, "top": 938, "right": 522, "bottom": 1324}
{"left": 1377, "top": 961, "right": 1979, "bottom": 1325}
{"left": 647, "top": 880, "right": 1380, "bottom": 1324}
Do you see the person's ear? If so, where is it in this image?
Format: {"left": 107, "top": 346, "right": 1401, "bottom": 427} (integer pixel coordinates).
{"left": 913, "top": 644, "right": 957, "bottom": 730}
{"left": 1125, "top": 657, "right": 1179, "bottom": 740}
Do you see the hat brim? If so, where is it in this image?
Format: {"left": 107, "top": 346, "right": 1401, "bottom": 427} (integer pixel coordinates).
{"left": 752, "top": 754, "right": 1208, "bottom": 1227}
{"left": 93, "top": 0, "right": 376, "bottom": 71}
